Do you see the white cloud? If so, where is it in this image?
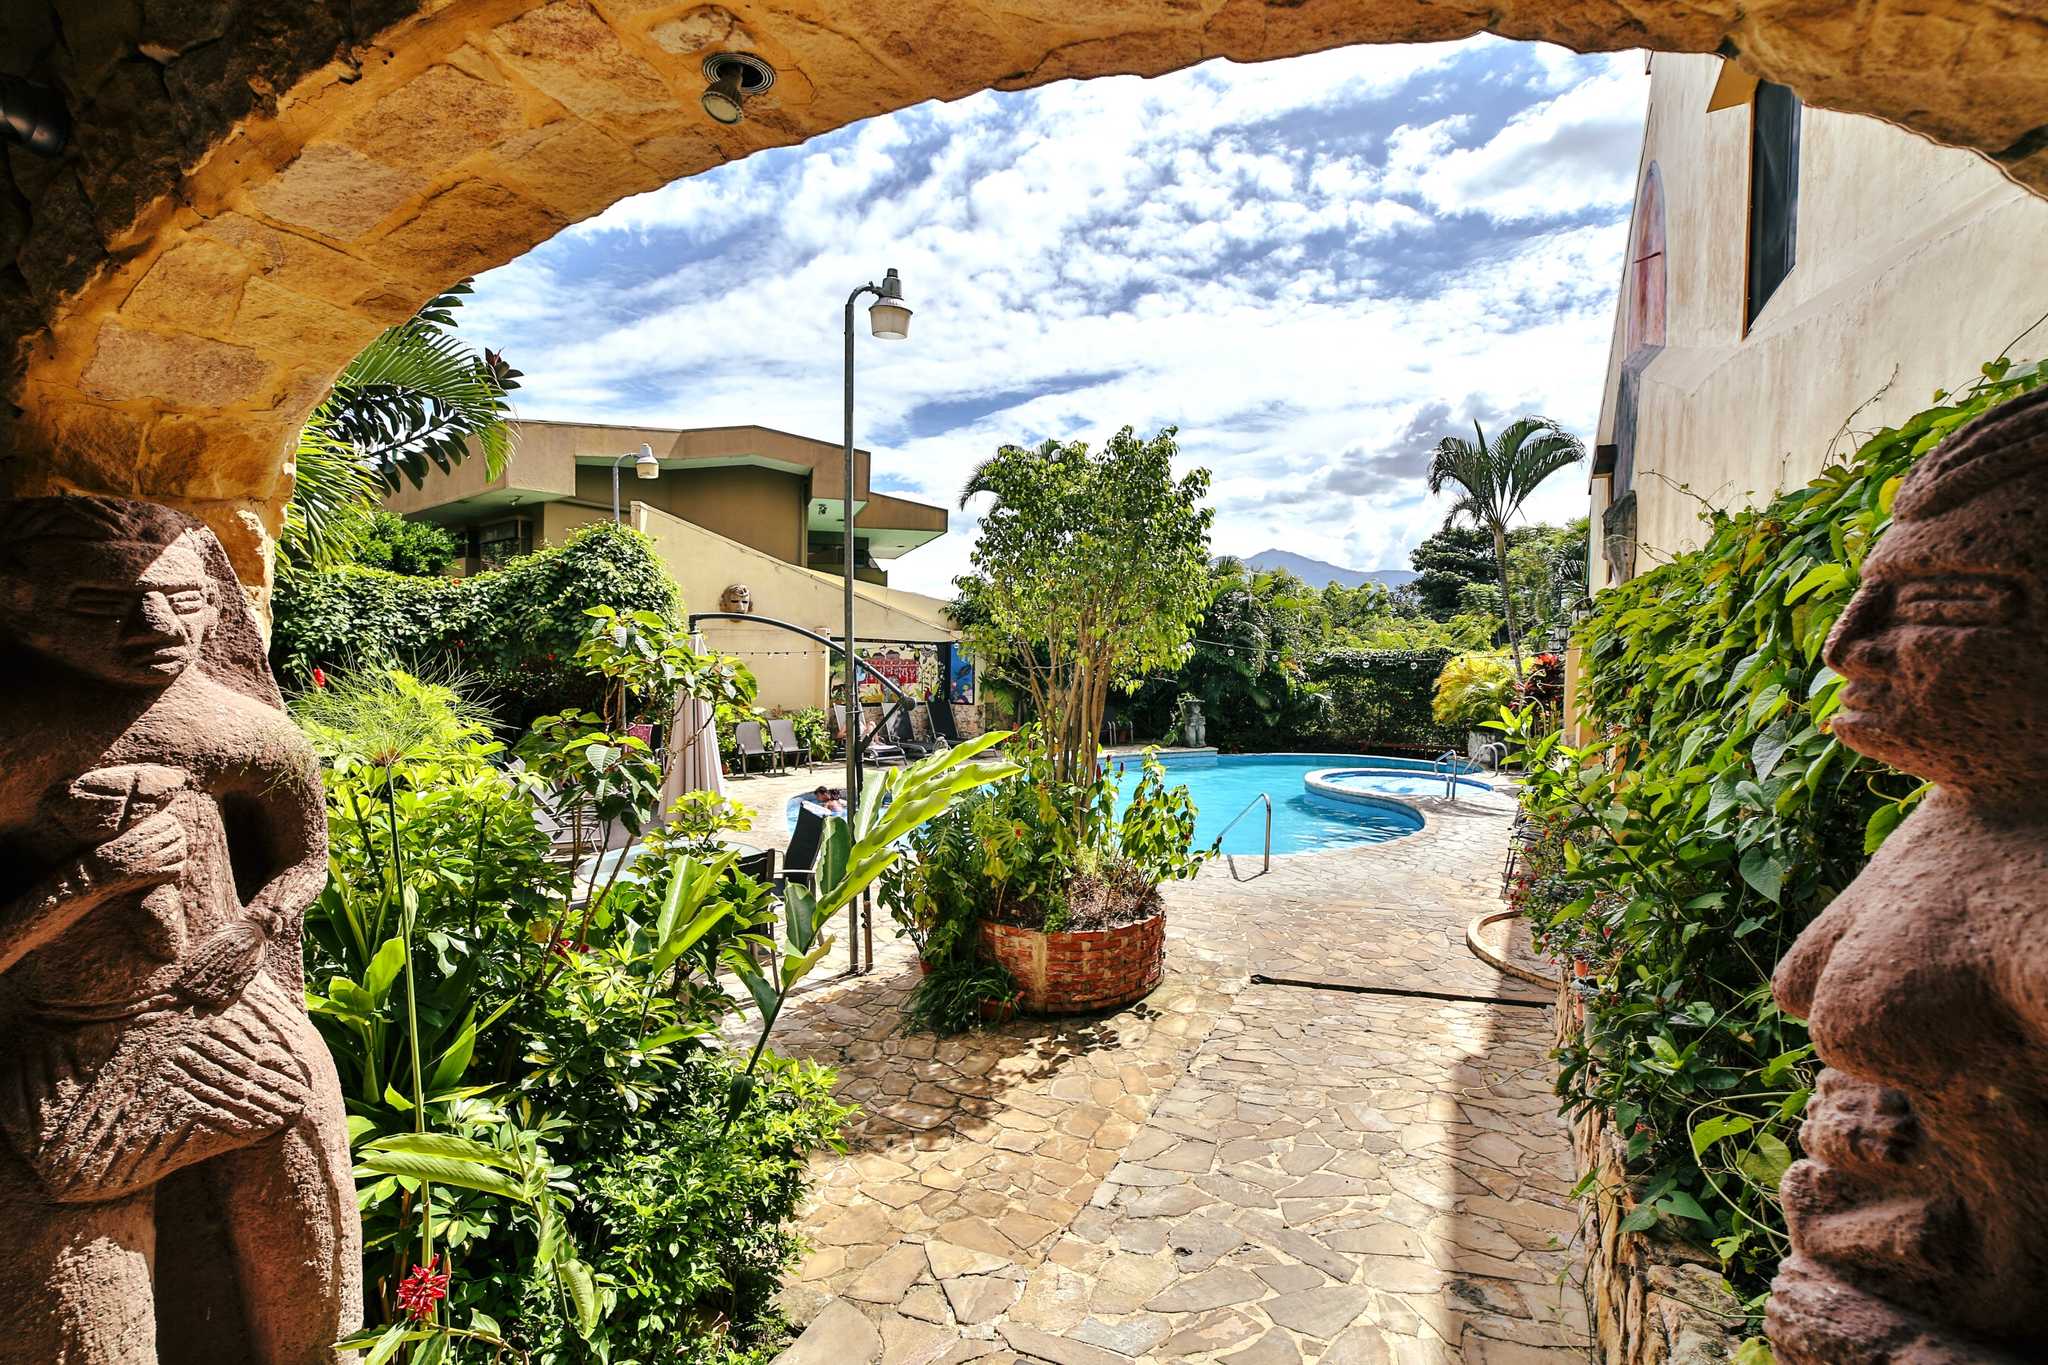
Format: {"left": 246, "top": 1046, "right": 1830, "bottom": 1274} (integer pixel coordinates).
{"left": 460, "top": 38, "right": 1647, "bottom": 594}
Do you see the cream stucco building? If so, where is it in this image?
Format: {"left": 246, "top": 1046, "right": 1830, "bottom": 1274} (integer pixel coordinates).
{"left": 387, "top": 418, "right": 966, "bottom": 714}
{"left": 1587, "top": 54, "right": 2048, "bottom": 590}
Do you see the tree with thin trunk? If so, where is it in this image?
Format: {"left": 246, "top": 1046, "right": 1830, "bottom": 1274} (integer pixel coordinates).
{"left": 1425, "top": 416, "right": 1585, "bottom": 675}
{"left": 955, "top": 427, "right": 1213, "bottom": 834}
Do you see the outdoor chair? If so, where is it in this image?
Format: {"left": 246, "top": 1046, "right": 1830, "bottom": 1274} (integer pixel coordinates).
{"left": 779, "top": 805, "right": 826, "bottom": 892}
{"left": 768, "top": 717, "right": 809, "bottom": 770}
{"left": 886, "top": 704, "right": 935, "bottom": 759}
{"left": 832, "top": 704, "right": 905, "bottom": 764}
{"left": 733, "top": 720, "right": 778, "bottom": 775}
{"left": 926, "top": 697, "right": 963, "bottom": 746}
{"left": 735, "top": 846, "right": 777, "bottom": 884}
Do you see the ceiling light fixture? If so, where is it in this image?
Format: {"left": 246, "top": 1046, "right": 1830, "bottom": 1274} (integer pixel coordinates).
{"left": 700, "top": 53, "right": 775, "bottom": 126}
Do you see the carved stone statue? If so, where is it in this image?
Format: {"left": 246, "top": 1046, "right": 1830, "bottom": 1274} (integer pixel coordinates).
{"left": 0, "top": 498, "right": 359, "bottom": 1362}
{"left": 1770, "top": 386, "right": 2048, "bottom": 1364}
{"left": 719, "top": 582, "right": 753, "bottom": 614}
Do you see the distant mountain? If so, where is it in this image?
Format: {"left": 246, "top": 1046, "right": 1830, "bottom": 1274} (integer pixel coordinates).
{"left": 1241, "top": 548, "right": 1418, "bottom": 590}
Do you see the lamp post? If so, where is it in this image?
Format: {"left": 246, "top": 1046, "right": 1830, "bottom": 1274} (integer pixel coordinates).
{"left": 841, "top": 268, "right": 913, "bottom": 821}
{"left": 612, "top": 442, "right": 660, "bottom": 523}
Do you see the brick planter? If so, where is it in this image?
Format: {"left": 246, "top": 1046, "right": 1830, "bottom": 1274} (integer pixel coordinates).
{"left": 979, "top": 913, "right": 1165, "bottom": 1015}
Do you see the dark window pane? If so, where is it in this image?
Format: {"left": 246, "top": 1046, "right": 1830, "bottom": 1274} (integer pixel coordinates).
{"left": 1748, "top": 82, "right": 1801, "bottom": 327}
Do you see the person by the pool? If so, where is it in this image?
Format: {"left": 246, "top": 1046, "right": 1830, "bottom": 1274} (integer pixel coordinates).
{"left": 808, "top": 786, "right": 847, "bottom": 816}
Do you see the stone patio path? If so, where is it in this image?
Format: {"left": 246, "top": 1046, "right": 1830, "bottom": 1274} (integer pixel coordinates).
{"left": 723, "top": 762, "right": 1588, "bottom": 1363}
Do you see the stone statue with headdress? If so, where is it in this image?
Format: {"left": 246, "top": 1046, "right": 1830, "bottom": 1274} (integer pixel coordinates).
{"left": 0, "top": 497, "right": 359, "bottom": 1362}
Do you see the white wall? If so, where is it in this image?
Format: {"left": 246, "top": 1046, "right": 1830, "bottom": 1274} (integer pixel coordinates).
{"left": 1590, "top": 54, "right": 2048, "bottom": 586}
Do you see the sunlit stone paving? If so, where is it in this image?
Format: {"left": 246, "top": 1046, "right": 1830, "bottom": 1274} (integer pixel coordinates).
{"left": 730, "top": 766, "right": 1584, "bottom": 1363}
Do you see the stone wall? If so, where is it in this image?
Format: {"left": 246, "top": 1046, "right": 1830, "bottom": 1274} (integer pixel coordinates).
{"left": 1559, "top": 982, "right": 1750, "bottom": 1365}
{"left": 4, "top": 1, "right": 2048, "bottom": 598}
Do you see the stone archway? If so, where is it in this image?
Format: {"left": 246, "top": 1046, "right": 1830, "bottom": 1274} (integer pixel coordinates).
{"left": 4, "top": 0, "right": 2046, "bottom": 587}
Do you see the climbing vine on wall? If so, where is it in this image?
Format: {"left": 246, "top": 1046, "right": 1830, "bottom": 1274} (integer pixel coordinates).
{"left": 271, "top": 522, "right": 680, "bottom": 725}
{"left": 1513, "top": 356, "right": 2045, "bottom": 1300}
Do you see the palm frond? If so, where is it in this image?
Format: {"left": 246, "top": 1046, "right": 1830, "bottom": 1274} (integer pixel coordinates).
{"left": 278, "top": 417, "right": 383, "bottom": 581}
{"left": 325, "top": 320, "right": 520, "bottom": 492}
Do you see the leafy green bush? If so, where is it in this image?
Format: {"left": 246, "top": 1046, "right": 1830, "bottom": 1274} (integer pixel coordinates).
{"left": 1306, "top": 647, "right": 1465, "bottom": 751}
{"left": 1431, "top": 651, "right": 1517, "bottom": 728}
{"left": 784, "top": 707, "right": 833, "bottom": 761}
{"left": 306, "top": 632, "right": 1020, "bottom": 1359}
{"left": 575, "top": 1052, "right": 850, "bottom": 1362}
{"left": 348, "top": 509, "right": 461, "bottom": 576}
{"left": 272, "top": 521, "right": 680, "bottom": 725}
{"left": 1514, "top": 356, "right": 2045, "bottom": 1307}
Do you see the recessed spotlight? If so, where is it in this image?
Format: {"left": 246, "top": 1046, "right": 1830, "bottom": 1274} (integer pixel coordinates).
{"left": 701, "top": 53, "right": 775, "bottom": 125}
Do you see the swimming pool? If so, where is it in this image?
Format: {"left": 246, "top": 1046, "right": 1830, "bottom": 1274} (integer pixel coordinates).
{"left": 1107, "top": 751, "right": 1449, "bottom": 856}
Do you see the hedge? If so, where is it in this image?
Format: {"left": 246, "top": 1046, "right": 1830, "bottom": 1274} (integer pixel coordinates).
{"left": 1306, "top": 647, "right": 1466, "bottom": 753}
{"left": 271, "top": 521, "right": 680, "bottom": 725}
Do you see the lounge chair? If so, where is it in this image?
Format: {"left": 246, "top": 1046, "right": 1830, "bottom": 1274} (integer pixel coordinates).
{"left": 733, "top": 720, "right": 778, "bottom": 775}
{"left": 779, "top": 804, "right": 826, "bottom": 892}
{"left": 832, "top": 704, "right": 905, "bottom": 764}
{"left": 926, "top": 697, "right": 963, "bottom": 746}
{"left": 768, "top": 716, "right": 809, "bottom": 770}
{"left": 885, "top": 704, "right": 934, "bottom": 759}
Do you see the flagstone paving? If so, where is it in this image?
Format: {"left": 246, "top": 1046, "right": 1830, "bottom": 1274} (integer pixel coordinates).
{"left": 722, "top": 764, "right": 1587, "bottom": 1363}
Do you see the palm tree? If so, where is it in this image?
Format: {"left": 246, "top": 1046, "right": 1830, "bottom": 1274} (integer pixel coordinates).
{"left": 1425, "top": 416, "right": 1585, "bottom": 675}
{"left": 280, "top": 282, "right": 520, "bottom": 578}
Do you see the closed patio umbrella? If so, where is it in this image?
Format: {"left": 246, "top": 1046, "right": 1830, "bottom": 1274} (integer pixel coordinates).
{"left": 661, "top": 641, "right": 727, "bottom": 813}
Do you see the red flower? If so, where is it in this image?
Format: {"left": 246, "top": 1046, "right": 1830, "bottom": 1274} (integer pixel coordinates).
{"left": 311, "top": 666, "right": 328, "bottom": 689}
{"left": 396, "top": 1257, "right": 450, "bottom": 1320}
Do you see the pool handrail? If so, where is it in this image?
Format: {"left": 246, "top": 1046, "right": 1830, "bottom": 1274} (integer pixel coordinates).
{"left": 1434, "top": 750, "right": 1462, "bottom": 803}
{"left": 1217, "top": 791, "right": 1272, "bottom": 880}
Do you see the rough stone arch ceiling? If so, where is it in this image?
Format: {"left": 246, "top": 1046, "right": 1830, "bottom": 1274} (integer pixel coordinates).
{"left": 2, "top": 0, "right": 2045, "bottom": 589}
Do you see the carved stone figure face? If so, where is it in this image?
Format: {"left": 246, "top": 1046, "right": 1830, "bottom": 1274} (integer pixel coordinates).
{"left": 1824, "top": 411, "right": 2048, "bottom": 793}
{"left": 720, "top": 583, "right": 752, "bottom": 614}
{"left": 10, "top": 534, "right": 219, "bottom": 687}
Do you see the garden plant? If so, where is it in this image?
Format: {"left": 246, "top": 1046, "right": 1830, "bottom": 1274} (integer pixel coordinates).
{"left": 883, "top": 731, "right": 1208, "bottom": 1032}
{"left": 295, "top": 609, "right": 1017, "bottom": 1362}
{"left": 1505, "top": 356, "right": 2045, "bottom": 1334}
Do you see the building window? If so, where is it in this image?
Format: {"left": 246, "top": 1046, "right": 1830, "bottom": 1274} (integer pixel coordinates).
{"left": 1746, "top": 81, "right": 1800, "bottom": 329}
{"left": 478, "top": 517, "right": 532, "bottom": 567}
{"left": 1625, "top": 164, "right": 1666, "bottom": 356}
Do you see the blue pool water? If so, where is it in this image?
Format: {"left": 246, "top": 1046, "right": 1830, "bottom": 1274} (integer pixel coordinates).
{"left": 1108, "top": 752, "right": 1435, "bottom": 856}
{"left": 1317, "top": 769, "right": 1496, "bottom": 798}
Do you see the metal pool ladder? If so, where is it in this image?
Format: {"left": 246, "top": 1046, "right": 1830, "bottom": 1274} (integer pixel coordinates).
{"left": 1435, "top": 750, "right": 1462, "bottom": 803}
{"left": 1217, "top": 792, "right": 1272, "bottom": 880}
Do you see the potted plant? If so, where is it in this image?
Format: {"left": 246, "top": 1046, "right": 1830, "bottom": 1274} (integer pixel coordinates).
{"left": 884, "top": 731, "right": 1209, "bottom": 1028}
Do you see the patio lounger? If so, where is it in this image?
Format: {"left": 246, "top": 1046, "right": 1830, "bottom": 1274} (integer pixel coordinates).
{"left": 832, "top": 704, "right": 905, "bottom": 763}
{"left": 733, "top": 720, "right": 778, "bottom": 774}
{"left": 886, "top": 704, "right": 934, "bottom": 759}
{"left": 926, "top": 697, "right": 963, "bottom": 745}
{"left": 768, "top": 716, "right": 809, "bottom": 770}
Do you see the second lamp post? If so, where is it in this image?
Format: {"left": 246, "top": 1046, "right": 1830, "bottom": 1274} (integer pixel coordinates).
{"left": 840, "top": 268, "right": 913, "bottom": 818}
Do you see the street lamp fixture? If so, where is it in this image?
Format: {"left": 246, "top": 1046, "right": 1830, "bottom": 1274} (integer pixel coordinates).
{"left": 840, "top": 267, "right": 914, "bottom": 851}
{"left": 612, "top": 443, "right": 659, "bottom": 523}
{"left": 868, "top": 269, "right": 913, "bottom": 340}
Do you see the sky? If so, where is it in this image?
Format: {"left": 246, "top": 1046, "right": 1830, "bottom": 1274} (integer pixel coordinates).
{"left": 459, "top": 36, "right": 1650, "bottom": 597}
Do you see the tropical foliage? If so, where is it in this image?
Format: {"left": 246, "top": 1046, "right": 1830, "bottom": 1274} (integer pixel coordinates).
{"left": 271, "top": 522, "right": 684, "bottom": 727}
{"left": 956, "top": 426, "right": 1214, "bottom": 807}
{"left": 1426, "top": 416, "right": 1585, "bottom": 672}
{"left": 1431, "top": 651, "right": 1519, "bottom": 729}
{"left": 347, "top": 509, "right": 462, "bottom": 577}
{"left": 283, "top": 281, "right": 520, "bottom": 578}
{"left": 302, "top": 629, "right": 1020, "bottom": 1361}
{"left": 1510, "top": 356, "right": 2045, "bottom": 1312}
{"left": 883, "top": 731, "right": 1208, "bottom": 1033}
